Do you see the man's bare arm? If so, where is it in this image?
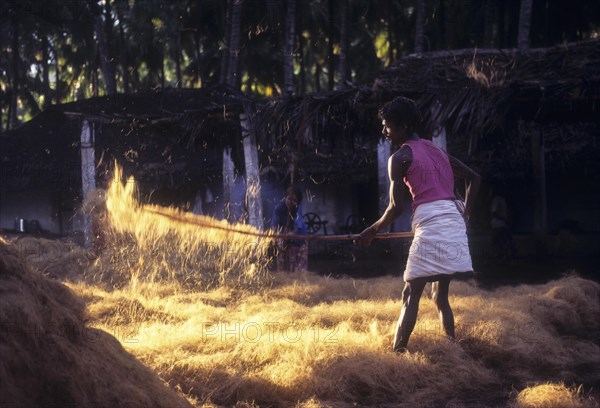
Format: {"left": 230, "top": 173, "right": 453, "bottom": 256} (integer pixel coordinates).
{"left": 356, "top": 148, "right": 408, "bottom": 246}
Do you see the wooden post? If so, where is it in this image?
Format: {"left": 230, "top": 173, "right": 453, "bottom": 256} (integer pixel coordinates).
{"left": 241, "top": 112, "right": 263, "bottom": 228}
{"left": 80, "top": 120, "right": 96, "bottom": 249}
{"left": 531, "top": 126, "right": 548, "bottom": 254}
{"left": 377, "top": 139, "right": 391, "bottom": 216}
{"left": 432, "top": 126, "right": 447, "bottom": 151}
{"left": 222, "top": 148, "right": 236, "bottom": 221}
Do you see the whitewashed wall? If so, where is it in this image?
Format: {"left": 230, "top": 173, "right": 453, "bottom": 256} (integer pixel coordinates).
{"left": 0, "top": 189, "right": 63, "bottom": 234}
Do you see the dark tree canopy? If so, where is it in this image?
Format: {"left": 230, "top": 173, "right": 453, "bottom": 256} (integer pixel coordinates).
{"left": 1, "top": 0, "right": 598, "bottom": 129}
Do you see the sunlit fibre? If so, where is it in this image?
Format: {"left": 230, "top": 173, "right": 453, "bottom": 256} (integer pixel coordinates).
{"left": 94, "top": 164, "right": 274, "bottom": 289}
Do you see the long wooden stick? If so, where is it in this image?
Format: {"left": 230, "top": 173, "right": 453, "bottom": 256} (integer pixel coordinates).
{"left": 282, "top": 232, "right": 414, "bottom": 241}
{"left": 144, "top": 208, "right": 413, "bottom": 241}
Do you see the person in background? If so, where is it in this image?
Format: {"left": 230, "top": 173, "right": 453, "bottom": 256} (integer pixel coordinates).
{"left": 271, "top": 186, "right": 308, "bottom": 272}
{"left": 356, "top": 96, "right": 480, "bottom": 353}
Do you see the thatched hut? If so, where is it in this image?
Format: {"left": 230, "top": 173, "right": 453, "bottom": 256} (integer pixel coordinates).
{"left": 0, "top": 86, "right": 250, "bottom": 240}
{"left": 0, "top": 86, "right": 382, "bottom": 242}
{"left": 2, "top": 40, "right": 599, "bottom": 256}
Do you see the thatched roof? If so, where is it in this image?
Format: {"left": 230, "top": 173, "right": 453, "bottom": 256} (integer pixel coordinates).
{"left": 257, "top": 39, "right": 600, "bottom": 141}
{"left": 54, "top": 85, "right": 250, "bottom": 123}
{"left": 253, "top": 39, "right": 600, "bottom": 179}
{"left": 378, "top": 39, "right": 600, "bottom": 130}
{"left": 1, "top": 86, "right": 249, "bottom": 194}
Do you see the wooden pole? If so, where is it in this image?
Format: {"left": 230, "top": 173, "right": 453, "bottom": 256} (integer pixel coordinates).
{"left": 283, "top": 232, "right": 414, "bottom": 241}
{"left": 80, "top": 120, "right": 96, "bottom": 249}
{"left": 145, "top": 207, "right": 413, "bottom": 241}
{"left": 241, "top": 110, "right": 263, "bottom": 228}
{"left": 377, "top": 139, "right": 391, "bottom": 215}
{"left": 222, "top": 148, "right": 236, "bottom": 221}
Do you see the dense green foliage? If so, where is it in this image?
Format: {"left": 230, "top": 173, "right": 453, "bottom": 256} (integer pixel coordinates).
{"left": 1, "top": 0, "right": 598, "bottom": 129}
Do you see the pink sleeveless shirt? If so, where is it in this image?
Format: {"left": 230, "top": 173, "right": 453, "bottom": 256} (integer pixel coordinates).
{"left": 402, "top": 139, "right": 455, "bottom": 210}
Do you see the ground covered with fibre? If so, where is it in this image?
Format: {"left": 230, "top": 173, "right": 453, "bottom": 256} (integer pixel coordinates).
{"left": 0, "top": 237, "right": 192, "bottom": 408}
{"left": 2, "top": 237, "right": 599, "bottom": 407}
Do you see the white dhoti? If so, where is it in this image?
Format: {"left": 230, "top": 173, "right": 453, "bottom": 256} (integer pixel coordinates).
{"left": 404, "top": 199, "right": 473, "bottom": 282}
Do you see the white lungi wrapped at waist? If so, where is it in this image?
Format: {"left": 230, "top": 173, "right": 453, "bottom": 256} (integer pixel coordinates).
{"left": 404, "top": 199, "right": 473, "bottom": 282}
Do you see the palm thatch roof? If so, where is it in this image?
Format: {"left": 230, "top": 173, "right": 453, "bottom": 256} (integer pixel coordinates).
{"left": 252, "top": 39, "right": 600, "bottom": 179}
{"left": 381, "top": 39, "right": 599, "bottom": 129}
{"left": 256, "top": 39, "right": 599, "bottom": 140}
{"left": 1, "top": 86, "right": 249, "bottom": 194}
{"left": 253, "top": 89, "right": 380, "bottom": 183}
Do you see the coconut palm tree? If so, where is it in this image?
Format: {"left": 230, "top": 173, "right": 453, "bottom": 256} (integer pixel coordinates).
{"left": 226, "top": 0, "right": 243, "bottom": 88}
{"left": 483, "top": 0, "right": 496, "bottom": 47}
{"left": 284, "top": 0, "right": 296, "bottom": 96}
{"left": 338, "top": 0, "right": 349, "bottom": 89}
{"left": 94, "top": 0, "right": 117, "bottom": 95}
{"left": 518, "top": 0, "right": 533, "bottom": 49}
{"left": 414, "top": 0, "right": 425, "bottom": 53}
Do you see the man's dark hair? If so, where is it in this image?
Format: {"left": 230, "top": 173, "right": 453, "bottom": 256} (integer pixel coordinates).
{"left": 378, "top": 96, "right": 421, "bottom": 132}
{"left": 286, "top": 186, "right": 303, "bottom": 204}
